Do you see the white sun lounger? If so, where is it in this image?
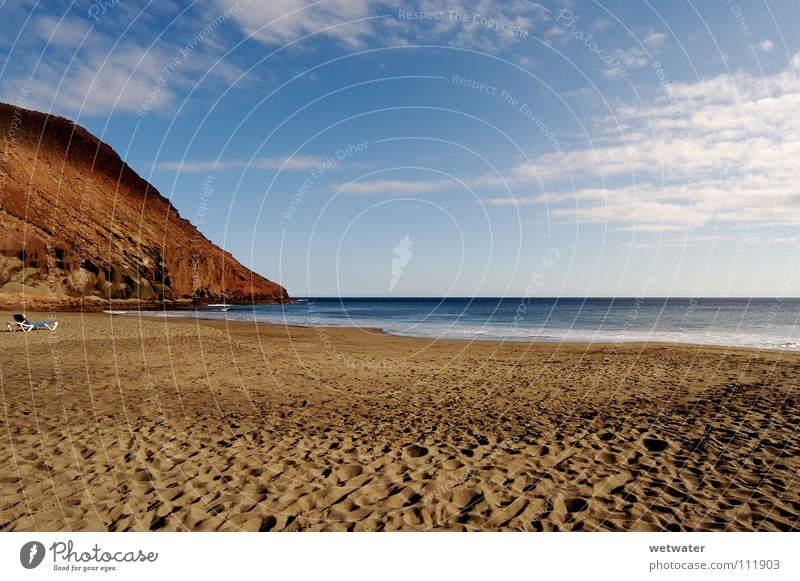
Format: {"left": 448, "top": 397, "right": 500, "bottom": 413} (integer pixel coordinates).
{"left": 6, "top": 314, "right": 59, "bottom": 332}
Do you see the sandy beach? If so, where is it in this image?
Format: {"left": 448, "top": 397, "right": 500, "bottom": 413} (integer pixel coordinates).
{"left": 0, "top": 311, "right": 797, "bottom": 532}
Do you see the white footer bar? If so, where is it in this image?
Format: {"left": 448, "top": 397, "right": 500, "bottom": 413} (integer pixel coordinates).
{"left": 1, "top": 532, "right": 797, "bottom": 580}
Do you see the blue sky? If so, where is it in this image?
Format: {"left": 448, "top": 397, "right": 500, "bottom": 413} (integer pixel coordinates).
{"left": 3, "top": 0, "right": 800, "bottom": 297}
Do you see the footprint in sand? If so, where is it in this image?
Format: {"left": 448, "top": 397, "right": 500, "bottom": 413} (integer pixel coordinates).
{"left": 258, "top": 516, "right": 277, "bottom": 531}
{"left": 643, "top": 438, "right": 669, "bottom": 452}
{"left": 565, "top": 498, "right": 588, "bottom": 513}
{"left": 337, "top": 465, "right": 363, "bottom": 480}
{"left": 404, "top": 444, "right": 428, "bottom": 458}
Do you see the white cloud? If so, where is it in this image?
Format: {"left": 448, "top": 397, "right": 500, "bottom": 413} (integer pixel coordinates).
{"left": 659, "top": 68, "right": 798, "bottom": 104}
{"left": 152, "top": 156, "right": 334, "bottom": 172}
{"left": 484, "top": 196, "right": 542, "bottom": 206}
{"left": 4, "top": 6, "right": 247, "bottom": 117}
{"left": 13, "top": 44, "right": 175, "bottom": 115}
{"left": 544, "top": 180, "right": 800, "bottom": 229}
{"left": 215, "top": 0, "right": 383, "bottom": 49}
{"left": 602, "top": 31, "right": 666, "bottom": 75}
{"left": 601, "top": 31, "right": 666, "bottom": 77}
{"left": 216, "top": 0, "right": 542, "bottom": 51}
{"left": 612, "top": 46, "right": 649, "bottom": 69}
{"left": 624, "top": 233, "right": 736, "bottom": 249}
{"left": 643, "top": 31, "right": 667, "bottom": 49}
{"left": 593, "top": 18, "right": 611, "bottom": 32}
{"left": 617, "top": 224, "right": 690, "bottom": 233}
{"left": 480, "top": 63, "right": 800, "bottom": 232}
{"left": 336, "top": 179, "right": 452, "bottom": 195}
{"left": 758, "top": 39, "right": 774, "bottom": 52}
{"left": 36, "top": 15, "right": 91, "bottom": 48}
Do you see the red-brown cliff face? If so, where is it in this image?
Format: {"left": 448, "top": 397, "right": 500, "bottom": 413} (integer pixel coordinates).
{"left": 0, "top": 103, "right": 288, "bottom": 305}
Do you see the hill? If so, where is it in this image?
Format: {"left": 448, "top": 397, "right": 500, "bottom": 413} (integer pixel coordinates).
{"left": 0, "top": 103, "right": 288, "bottom": 309}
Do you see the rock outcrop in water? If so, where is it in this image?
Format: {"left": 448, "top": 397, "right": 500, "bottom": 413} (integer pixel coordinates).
{"left": 0, "top": 102, "right": 288, "bottom": 308}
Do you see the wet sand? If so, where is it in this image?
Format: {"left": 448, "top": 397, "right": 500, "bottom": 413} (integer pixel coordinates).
{"left": 0, "top": 311, "right": 798, "bottom": 531}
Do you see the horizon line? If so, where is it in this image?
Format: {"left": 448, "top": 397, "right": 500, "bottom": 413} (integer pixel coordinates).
{"left": 288, "top": 295, "right": 800, "bottom": 300}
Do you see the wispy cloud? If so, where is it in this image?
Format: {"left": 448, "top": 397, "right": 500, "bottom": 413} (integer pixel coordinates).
{"left": 336, "top": 178, "right": 452, "bottom": 195}
{"left": 484, "top": 196, "right": 542, "bottom": 206}
{"left": 35, "top": 15, "right": 91, "bottom": 48}
{"left": 612, "top": 46, "right": 649, "bottom": 69}
{"left": 216, "top": 0, "right": 545, "bottom": 51}
{"left": 481, "top": 56, "right": 800, "bottom": 233}
{"left": 608, "top": 30, "right": 667, "bottom": 72}
{"left": 625, "top": 233, "right": 800, "bottom": 249}
{"left": 215, "top": 0, "right": 386, "bottom": 49}
{"left": 15, "top": 43, "right": 176, "bottom": 114}
{"left": 593, "top": 18, "right": 611, "bottom": 32}
{"left": 643, "top": 31, "right": 667, "bottom": 50}
{"left": 624, "top": 233, "right": 734, "bottom": 249}
{"left": 152, "top": 156, "right": 334, "bottom": 172}
{"left": 758, "top": 38, "right": 775, "bottom": 52}
{"left": 3, "top": 6, "right": 245, "bottom": 117}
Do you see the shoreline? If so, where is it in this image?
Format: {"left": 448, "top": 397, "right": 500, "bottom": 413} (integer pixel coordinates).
{"left": 1, "top": 311, "right": 798, "bottom": 531}
{"left": 0, "top": 294, "right": 292, "bottom": 313}
{"left": 103, "top": 308, "right": 800, "bottom": 354}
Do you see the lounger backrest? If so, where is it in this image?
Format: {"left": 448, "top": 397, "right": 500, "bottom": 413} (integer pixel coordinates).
{"left": 13, "top": 314, "right": 26, "bottom": 323}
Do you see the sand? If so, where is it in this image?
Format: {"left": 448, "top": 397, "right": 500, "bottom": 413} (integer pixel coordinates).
{"left": 0, "top": 311, "right": 798, "bottom": 531}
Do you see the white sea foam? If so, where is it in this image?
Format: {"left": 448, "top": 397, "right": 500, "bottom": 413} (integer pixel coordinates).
{"left": 107, "top": 300, "right": 800, "bottom": 351}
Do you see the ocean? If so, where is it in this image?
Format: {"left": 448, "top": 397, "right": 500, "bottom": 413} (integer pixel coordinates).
{"left": 120, "top": 297, "right": 800, "bottom": 351}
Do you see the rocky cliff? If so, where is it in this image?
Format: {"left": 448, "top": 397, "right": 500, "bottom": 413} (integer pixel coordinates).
{"left": 0, "top": 103, "right": 288, "bottom": 307}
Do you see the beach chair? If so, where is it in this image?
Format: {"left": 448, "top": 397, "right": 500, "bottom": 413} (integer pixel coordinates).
{"left": 6, "top": 314, "right": 58, "bottom": 332}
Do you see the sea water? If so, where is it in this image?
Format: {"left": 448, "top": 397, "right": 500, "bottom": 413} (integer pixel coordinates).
{"left": 120, "top": 297, "right": 800, "bottom": 351}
